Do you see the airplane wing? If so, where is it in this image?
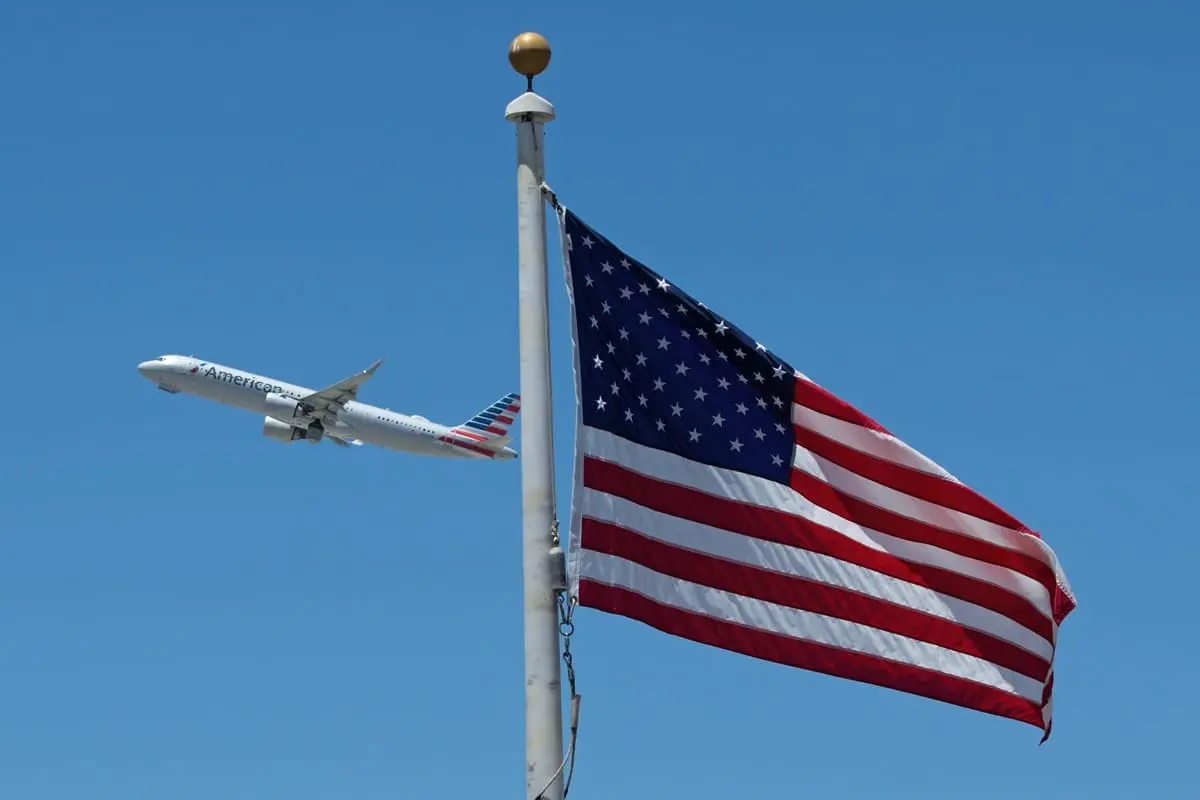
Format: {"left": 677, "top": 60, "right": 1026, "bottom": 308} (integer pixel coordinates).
{"left": 298, "top": 358, "right": 384, "bottom": 421}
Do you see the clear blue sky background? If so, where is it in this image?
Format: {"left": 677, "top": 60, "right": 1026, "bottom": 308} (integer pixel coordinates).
{"left": 2, "top": 2, "right": 1196, "bottom": 797}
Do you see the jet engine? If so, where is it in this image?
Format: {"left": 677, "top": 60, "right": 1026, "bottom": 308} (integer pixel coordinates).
{"left": 264, "top": 392, "right": 305, "bottom": 420}
{"left": 262, "top": 416, "right": 321, "bottom": 443}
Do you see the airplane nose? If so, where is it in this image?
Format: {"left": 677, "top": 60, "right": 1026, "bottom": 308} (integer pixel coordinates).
{"left": 138, "top": 360, "right": 156, "bottom": 378}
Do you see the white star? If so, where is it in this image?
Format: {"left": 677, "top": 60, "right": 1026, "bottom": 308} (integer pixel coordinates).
{"left": 619, "top": 327, "right": 630, "bottom": 340}
{"left": 624, "top": 409, "right": 634, "bottom": 422}
{"left": 688, "top": 429, "right": 701, "bottom": 442}
{"left": 657, "top": 337, "right": 670, "bottom": 350}
{"left": 638, "top": 312, "right": 652, "bottom": 325}
{"left": 697, "top": 328, "right": 709, "bottom": 339}
{"left": 755, "top": 341, "right": 767, "bottom": 351}
{"left": 638, "top": 282, "right": 651, "bottom": 294}
{"left": 655, "top": 419, "right": 666, "bottom": 431}
{"left": 773, "top": 396, "right": 784, "bottom": 407}
{"left": 775, "top": 423, "right": 786, "bottom": 434}
{"left": 606, "top": 342, "right": 616, "bottom": 354}
{"left": 715, "top": 321, "right": 729, "bottom": 334}
{"left": 717, "top": 377, "right": 730, "bottom": 390}
{"left": 593, "top": 355, "right": 603, "bottom": 369}
{"left": 657, "top": 277, "right": 670, "bottom": 291}
{"left": 670, "top": 403, "right": 684, "bottom": 416}
{"left": 623, "top": 368, "right": 632, "bottom": 382}
{"left": 718, "top": 351, "right": 729, "bottom": 361}
{"left": 601, "top": 301, "right": 611, "bottom": 314}
{"left": 637, "top": 394, "right": 648, "bottom": 407}
{"left": 620, "top": 257, "right": 631, "bottom": 268}
{"left": 771, "top": 454, "right": 784, "bottom": 466}
{"left": 584, "top": 274, "right": 594, "bottom": 287}
{"left": 754, "top": 428, "right": 766, "bottom": 440}
{"left": 619, "top": 287, "right": 633, "bottom": 300}
{"left": 738, "top": 374, "right": 749, "bottom": 384}
{"left": 676, "top": 303, "right": 687, "bottom": 314}
{"left": 681, "top": 329, "right": 691, "bottom": 339}
{"left": 734, "top": 347, "right": 745, "bottom": 358}
{"left": 600, "top": 261, "right": 613, "bottom": 274}
{"left": 730, "top": 438, "right": 743, "bottom": 452}
{"left": 659, "top": 307, "right": 670, "bottom": 318}
{"left": 589, "top": 315, "right": 599, "bottom": 328}
{"left": 653, "top": 378, "right": 666, "bottom": 391}
{"left": 712, "top": 413, "right": 725, "bottom": 427}
{"left": 735, "top": 402, "right": 748, "bottom": 415}
{"left": 773, "top": 365, "right": 787, "bottom": 379}
{"left": 698, "top": 353, "right": 711, "bottom": 365}
{"left": 756, "top": 397, "right": 768, "bottom": 409}
{"left": 753, "top": 372, "right": 764, "bottom": 383}
{"left": 675, "top": 361, "right": 689, "bottom": 375}
{"left": 694, "top": 387, "right": 708, "bottom": 401}
{"left": 582, "top": 235, "right": 594, "bottom": 248}
{"left": 636, "top": 353, "right": 648, "bottom": 366}
{"left": 610, "top": 381, "right": 620, "bottom": 396}
{"left": 596, "top": 396, "right": 607, "bottom": 410}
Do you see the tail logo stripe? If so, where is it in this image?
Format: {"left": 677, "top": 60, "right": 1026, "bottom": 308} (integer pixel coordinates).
{"left": 453, "top": 393, "right": 521, "bottom": 442}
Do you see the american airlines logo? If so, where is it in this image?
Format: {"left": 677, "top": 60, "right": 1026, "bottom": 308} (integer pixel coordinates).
{"left": 199, "top": 365, "right": 285, "bottom": 395}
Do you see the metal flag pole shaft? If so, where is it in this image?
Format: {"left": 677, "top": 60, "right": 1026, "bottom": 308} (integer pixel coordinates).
{"left": 505, "top": 33, "right": 566, "bottom": 800}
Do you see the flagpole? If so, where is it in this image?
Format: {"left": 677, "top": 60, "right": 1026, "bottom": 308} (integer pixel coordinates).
{"left": 505, "top": 32, "right": 566, "bottom": 800}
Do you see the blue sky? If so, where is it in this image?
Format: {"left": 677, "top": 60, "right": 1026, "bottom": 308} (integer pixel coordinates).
{"left": 2, "top": 1, "right": 1196, "bottom": 797}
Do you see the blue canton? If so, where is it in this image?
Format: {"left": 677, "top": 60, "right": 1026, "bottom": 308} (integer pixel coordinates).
{"left": 563, "top": 208, "right": 796, "bottom": 485}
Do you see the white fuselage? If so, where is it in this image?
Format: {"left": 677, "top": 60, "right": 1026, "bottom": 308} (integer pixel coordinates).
{"left": 137, "top": 355, "right": 516, "bottom": 460}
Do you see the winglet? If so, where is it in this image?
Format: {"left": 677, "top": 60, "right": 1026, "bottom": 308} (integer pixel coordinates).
{"left": 364, "top": 358, "right": 384, "bottom": 375}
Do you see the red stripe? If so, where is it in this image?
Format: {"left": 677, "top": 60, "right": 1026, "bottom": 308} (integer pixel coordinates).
{"left": 793, "top": 378, "right": 890, "bottom": 434}
{"left": 582, "top": 518, "right": 1050, "bottom": 681}
{"left": 453, "top": 429, "right": 488, "bottom": 441}
{"left": 583, "top": 458, "right": 1054, "bottom": 643}
{"left": 578, "top": 580, "right": 1046, "bottom": 732}
{"left": 440, "top": 436, "right": 495, "bottom": 458}
{"left": 791, "top": 423, "right": 1031, "bottom": 533}
{"left": 485, "top": 425, "right": 507, "bottom": 434}
{"left": 787, "top": 468, "right": 1059, "bottom": 604}
{"left": 496, "top": 414, "right": 515, "bottom": 425}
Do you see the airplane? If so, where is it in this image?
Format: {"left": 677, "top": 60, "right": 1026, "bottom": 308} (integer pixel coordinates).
{"left": 137, "top": 354, "right": 519, "bottom": 460}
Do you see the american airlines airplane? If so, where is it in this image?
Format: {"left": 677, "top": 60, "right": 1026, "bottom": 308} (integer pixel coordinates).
{"left": 137, "top": 354, "right": 519, "bottom": 460}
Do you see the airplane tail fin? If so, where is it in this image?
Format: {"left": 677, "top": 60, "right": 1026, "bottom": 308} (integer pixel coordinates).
{"left": 453, "top": 392, "right": 521, "bottom": 445}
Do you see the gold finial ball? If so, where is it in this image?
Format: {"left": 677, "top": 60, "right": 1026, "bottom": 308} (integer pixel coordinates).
{"left": 508, "top": 32, "right": 551, "bottom": 78}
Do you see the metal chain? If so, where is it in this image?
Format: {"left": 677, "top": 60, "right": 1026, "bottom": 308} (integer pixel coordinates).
{"left": 557, "top": 589, "right": 580, "bottom": 798}
{"left": 558, "top": 591, "right": 577, "bottom": 700}
{"left": 535, "top": 517, "right": 582, "bottom": 800}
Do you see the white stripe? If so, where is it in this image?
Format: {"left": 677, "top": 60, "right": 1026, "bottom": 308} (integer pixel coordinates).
{"left": 792, "top": 446, "right": 1052, "bottom": 562}
{"left": 581, "top": 426, "right": 1055, "bottom": 619}
{"left": 790, "top": 384, "right": 1074, "bottom": 609}
{"left": 576, "top": 549, "right": 1045, "bottom": 703}
{"left": 580, "top": 488, "right": 1054, "bottom": 660}
{"left": 791, "top": 402, "right": 959, "bottom": 481}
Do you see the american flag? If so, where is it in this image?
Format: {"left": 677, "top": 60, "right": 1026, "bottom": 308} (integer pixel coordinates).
{"left": 556, "top": 205, "right": 1076, "bottom": 740}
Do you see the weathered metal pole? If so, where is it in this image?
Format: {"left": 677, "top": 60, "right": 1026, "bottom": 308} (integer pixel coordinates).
{"left": 505, "top": 32, "right": 565, "bottom": 800}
